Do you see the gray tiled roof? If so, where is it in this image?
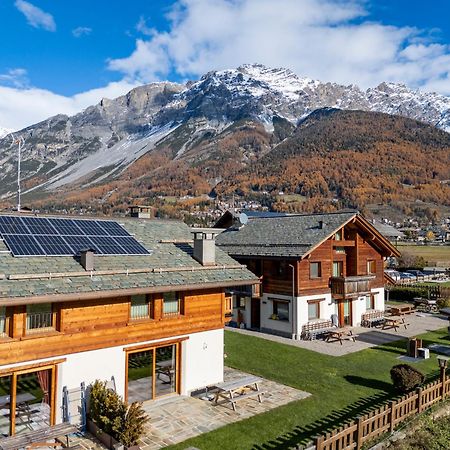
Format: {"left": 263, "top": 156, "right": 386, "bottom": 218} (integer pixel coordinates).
{"left": 216, "top": 211, "right": 358, "bottom": 258}
{"left": 0, "top": 216, "right": 257, "bottom": 301}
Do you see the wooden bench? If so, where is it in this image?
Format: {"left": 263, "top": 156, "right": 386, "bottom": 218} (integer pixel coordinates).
{"left": 213, "top": 375, "right": 264, "bottom": 411}
{"left": 361, "top": 310, "right": 384, "bottom": 328}
{"left": 0, "top": 422, "right": 77, "bottom": 450}
{"left": 301, "top": 320, "right": 334, "bottom": 340}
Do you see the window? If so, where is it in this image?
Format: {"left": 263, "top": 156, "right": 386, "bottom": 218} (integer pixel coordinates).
{"left": 0, "top": 306, "right": 7, "bottom": 337}
{"left": 26, "top": 303, "right": 54, "bottom": 333}
{"left": 130, "top": 294, "right": 153, "bottom": 320}
{"left": 272, "top": 300, "right": 289, "bottom": 321}
{"left": 235, "top": 296, "right": 246, "bottom": 309}
{"left": 366, "top": 295, "right": 375, "bottom": 310}
{"left": 367, "top": 260, "right": 376, "bottom": 274}
{"left": 332, "top": 261, "right": 343, "bottom": 277}
{"left": 310, "top": 262, "right": 322, "bottom": 279}
{"left": 335, "top": 246, "right": 346, "bottom": 254}
{"left": 163, "top": 292, "right": 181, "bottom": 316}
{"left": 308, "top": 300, "right": 321, "bottom": 320}
{"left": 334, "top": 229, "right": 343, "bottom": 241}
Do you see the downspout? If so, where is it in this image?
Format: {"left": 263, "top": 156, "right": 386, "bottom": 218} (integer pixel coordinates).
{"left": 289, "top": 264, "right": 296, "bottom": 340}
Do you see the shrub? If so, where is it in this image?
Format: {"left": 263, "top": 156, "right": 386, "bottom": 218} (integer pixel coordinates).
{"left": 387, "top": 286, "right": 429, "bottom": 302}
{"left": 437, "top": 297, "right": 450, "bottom": 309}
{"left": 89, "top": 380, "right": 149, "bottom": 447}
{"left": 390, "top": 364, "right": 425, "bottom": 393}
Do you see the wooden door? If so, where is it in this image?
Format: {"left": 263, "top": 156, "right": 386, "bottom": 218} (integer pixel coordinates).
{"left": 251, "top": 298, "right": 261, "bottom": 329}
{"left": 338, "top": 299, "right": 352, "bottom": 327}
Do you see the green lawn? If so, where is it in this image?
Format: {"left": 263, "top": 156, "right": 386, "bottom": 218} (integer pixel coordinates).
{"left": 396, "top": 244, "right": 450, "bottom": 266}
{"left": 169, "top": 328, "right": 449, "bottom": 450}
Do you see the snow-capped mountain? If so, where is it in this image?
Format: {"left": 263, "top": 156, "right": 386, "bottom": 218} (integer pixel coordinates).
{"left": 0, "top": 127, "right": 14, "bottom": 139}
{"left": 0, "top": 63, "right": 450, "bottom": 199}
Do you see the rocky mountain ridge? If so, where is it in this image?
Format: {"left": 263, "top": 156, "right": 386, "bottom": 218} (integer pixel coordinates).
{"left": 0, "top": 63, "right": 450, "bottom": 200}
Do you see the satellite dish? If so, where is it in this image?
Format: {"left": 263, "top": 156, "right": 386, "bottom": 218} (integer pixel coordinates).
{"left": 239, "top": 213, "right": 248, "bottom": 225}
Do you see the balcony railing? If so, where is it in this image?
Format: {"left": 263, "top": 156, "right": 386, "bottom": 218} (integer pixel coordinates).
{"left": 26, "top": 311, "right": 54, "bottom": 332}
{"left": 226, "top": 281, "right": 262, "bottom": 298}
{"left": 330, "top": 275, "right": 376, "bottom": 299}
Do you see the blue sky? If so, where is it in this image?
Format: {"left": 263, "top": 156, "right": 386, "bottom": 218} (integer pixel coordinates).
{"left": 2, "top": 0, "right": 450, "bottom": 129}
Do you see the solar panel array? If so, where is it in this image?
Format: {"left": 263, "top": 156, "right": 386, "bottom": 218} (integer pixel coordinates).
{"left": 0, "top": 215, "right": 150, "bottom": 257}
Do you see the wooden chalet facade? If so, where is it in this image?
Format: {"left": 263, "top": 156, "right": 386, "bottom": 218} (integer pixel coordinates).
{"left": 0, "top": 215, "right": 257, "bottom": 436}
{"left": 216, "top": 211, "right": 400, "bottom": 339}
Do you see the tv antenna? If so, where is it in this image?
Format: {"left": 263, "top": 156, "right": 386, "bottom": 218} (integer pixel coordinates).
{"left": 11, "top": 134, "right": 25, "bottom": 212}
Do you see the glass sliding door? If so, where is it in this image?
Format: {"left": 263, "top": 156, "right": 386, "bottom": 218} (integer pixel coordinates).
{"left": 0, "top": 375, "right": 11, "bottom": 437}
{"left": 15, "top": 369, "right": 52, "bottom": 434}
{"left": 155, "top": 345, "right": 177, "bottom": 398}
{"left": 127, "top": 350, "right": 153, "bottom": 403}
{"left": 126, "top": 343, "right": 179, "bottom": 402}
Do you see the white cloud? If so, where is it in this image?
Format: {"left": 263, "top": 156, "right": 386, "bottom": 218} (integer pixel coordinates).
{"left": 15, "top": 0, "right": 56, "bottom": 32}
{"left": 0, "top": 68, "right": 29, "bottom": 89}
{"left": 72, "top": 26, "right": 92, "bottom": 38}
{"left": 0, "top": 80, "right": 139, "bottom": 130}
{"left": 108, "top": 0, "right": 450, "bottom": 94}
{"left": 136, "top": 16, "right": 154, "bottom": 36}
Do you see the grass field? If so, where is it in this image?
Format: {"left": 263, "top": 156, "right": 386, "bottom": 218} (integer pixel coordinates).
{"left": 169, "top": 328, "right": 448, "bottom": 450}
{"left": 397, "top": 244, "right": 450, "bottom": 266}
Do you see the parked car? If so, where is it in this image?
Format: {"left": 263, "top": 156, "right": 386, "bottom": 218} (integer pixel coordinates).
{"left": 406, "top": 270, "right": 426, "bottom": 279}
{"left": 399, "top": 272, "right": 416, "bottom": 280}
{"left": 385, "top": 270, "right": 401, "bottom": 281}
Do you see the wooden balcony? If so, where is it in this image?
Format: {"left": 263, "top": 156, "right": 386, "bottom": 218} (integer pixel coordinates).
{"left": 225, "top": 281, "right": 262, "bottom": 298}
{"left": 330, "top": 275, "right": 376, "bottom": 299}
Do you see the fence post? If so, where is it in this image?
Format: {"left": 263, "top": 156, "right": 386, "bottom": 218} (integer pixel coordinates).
{"left": 389, "top": 400, "right": 396, "bottom": 433}
{"left": 356, "top": 416, "right": 364, "bottom": 450}
{"left": 315, "top": 435, "right": 324, "bottom": 450}
{"left": 416, "top": 387, "right": 423, "bottom": 413}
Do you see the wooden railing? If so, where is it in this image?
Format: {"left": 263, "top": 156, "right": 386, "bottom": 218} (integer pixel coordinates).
{"left": 299, "top": 376, "right": 450, "bottom": 450}
{"left": 330, "top": 275, "right": 376, "bottom": 299}
{"left": 226, "top": 281, "right": 262, "bottom": 298}
{"left": 224, "top": 295, "right": 233, "bottom": 321}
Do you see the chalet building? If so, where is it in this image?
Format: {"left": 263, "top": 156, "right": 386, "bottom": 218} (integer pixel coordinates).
{"left": 216, "top": 211, "right": 400, "bottom": 339}
{"left": 0, "top": 214, "right": 257, "bottom": 436}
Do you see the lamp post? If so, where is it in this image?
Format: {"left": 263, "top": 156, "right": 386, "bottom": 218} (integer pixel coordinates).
{"left": 437, "top": 355, "right": 450, "bottom": 400}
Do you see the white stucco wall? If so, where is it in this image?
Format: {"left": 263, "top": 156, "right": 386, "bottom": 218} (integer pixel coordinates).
{"left": 297, "top": 293, "right": 334, "bottom": 331}
{"left": 260, "top": 293, "right": 293, "bottom": 337}
{"left": 181, "top": 328, "right": 224, "bottom": 394}
{"left": 5, "top": 328, "right": 224, "bottom": 424}
{"left": 372, "top": 287, "right": 385, "bottom": 311}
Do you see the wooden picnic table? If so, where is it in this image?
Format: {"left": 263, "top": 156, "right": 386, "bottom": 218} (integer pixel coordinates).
{"left": 213, "top": 375, "right": 264, "bottom": 411}
{"left": 0, "top": 422, "right": 77, "bottom": 450}
{"left": 382, "top": 316, "right": 409, "bottom": 332}
{"left": 389, "top": 304, "right": 415, "bottom": 316}
{"left": 325, "top": 328, "right": 358, "bottom": 345}
{"left": 155, "top": 359, "right": 175, "bottom": 384}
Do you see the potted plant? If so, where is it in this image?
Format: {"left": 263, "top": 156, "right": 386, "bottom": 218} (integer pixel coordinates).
{"left": 88, "top": 380, "right": 149, "bottom": 449}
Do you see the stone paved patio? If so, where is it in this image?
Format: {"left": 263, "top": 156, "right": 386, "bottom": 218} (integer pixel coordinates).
{"left": 229, "top": 312, "right": 449, "bottom": 356}
{"left": 67, "top": 367, "right": 310, "bottom": 449}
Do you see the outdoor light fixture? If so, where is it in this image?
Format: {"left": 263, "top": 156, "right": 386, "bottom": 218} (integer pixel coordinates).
{"left": 437, "top": 355, "right": 450, "bottom": 369}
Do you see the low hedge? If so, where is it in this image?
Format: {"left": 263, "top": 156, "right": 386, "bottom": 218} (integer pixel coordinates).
{"left": 387, "top": 286, "right": 429, "bottom": 302}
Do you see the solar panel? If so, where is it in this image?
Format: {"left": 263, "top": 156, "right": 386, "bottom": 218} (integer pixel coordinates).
{"left": 2, "top": 234, "right": 45, "bottom": 256}
{"left": 73, "top": 220, "right": 109, "bottom": 236}
{"left": 97, "top": 220, "right": 130, "bottom": 237}
{"left": 0, "top": 216, "right": 30, "bottom": 235}
{"left": 0, "top": 215, "right": 150, "bottom": 257}
{"left": 21, "top": 217, "right": 58, "bottom": 235}
{"left": 50, "top": 218, "right": 85, "bottom": 236}
{"left": 115, "top": 237, "right": 150, "bottom": 255}
{"left": 34, "top": 235, "right": 74, "bottom": 256}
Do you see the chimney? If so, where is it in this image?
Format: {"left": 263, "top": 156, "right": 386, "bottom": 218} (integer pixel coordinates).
{"left": 191, "top": 228, "right": 223, "bottom": 266}
{"left": 318, "top": 220, "right": 324, "bottom": 229}
{"left": 80, "top": 248, "right": 95, "bottom": 271}
{"left": 129, "top": 205, "right": 153, "bottom": 219}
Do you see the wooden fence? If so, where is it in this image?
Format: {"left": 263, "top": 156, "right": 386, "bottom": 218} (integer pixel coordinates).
{"left": 306, "top": 376, "right": 450, "bottom": 450}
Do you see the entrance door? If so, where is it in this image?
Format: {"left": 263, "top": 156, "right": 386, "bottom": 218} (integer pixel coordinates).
{"left": 251, "top": 298, "right": 260, "bottom": 329}
{"left": 127, "top": 343, "right": 179, "bottom": 403}
{"left": 338, "top": 299, "right": 352, "bottom": 327}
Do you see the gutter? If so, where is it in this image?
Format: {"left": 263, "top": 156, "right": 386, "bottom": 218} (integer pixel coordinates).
{"left": 0, "top": 278, "right": 258, "bottom": 306}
